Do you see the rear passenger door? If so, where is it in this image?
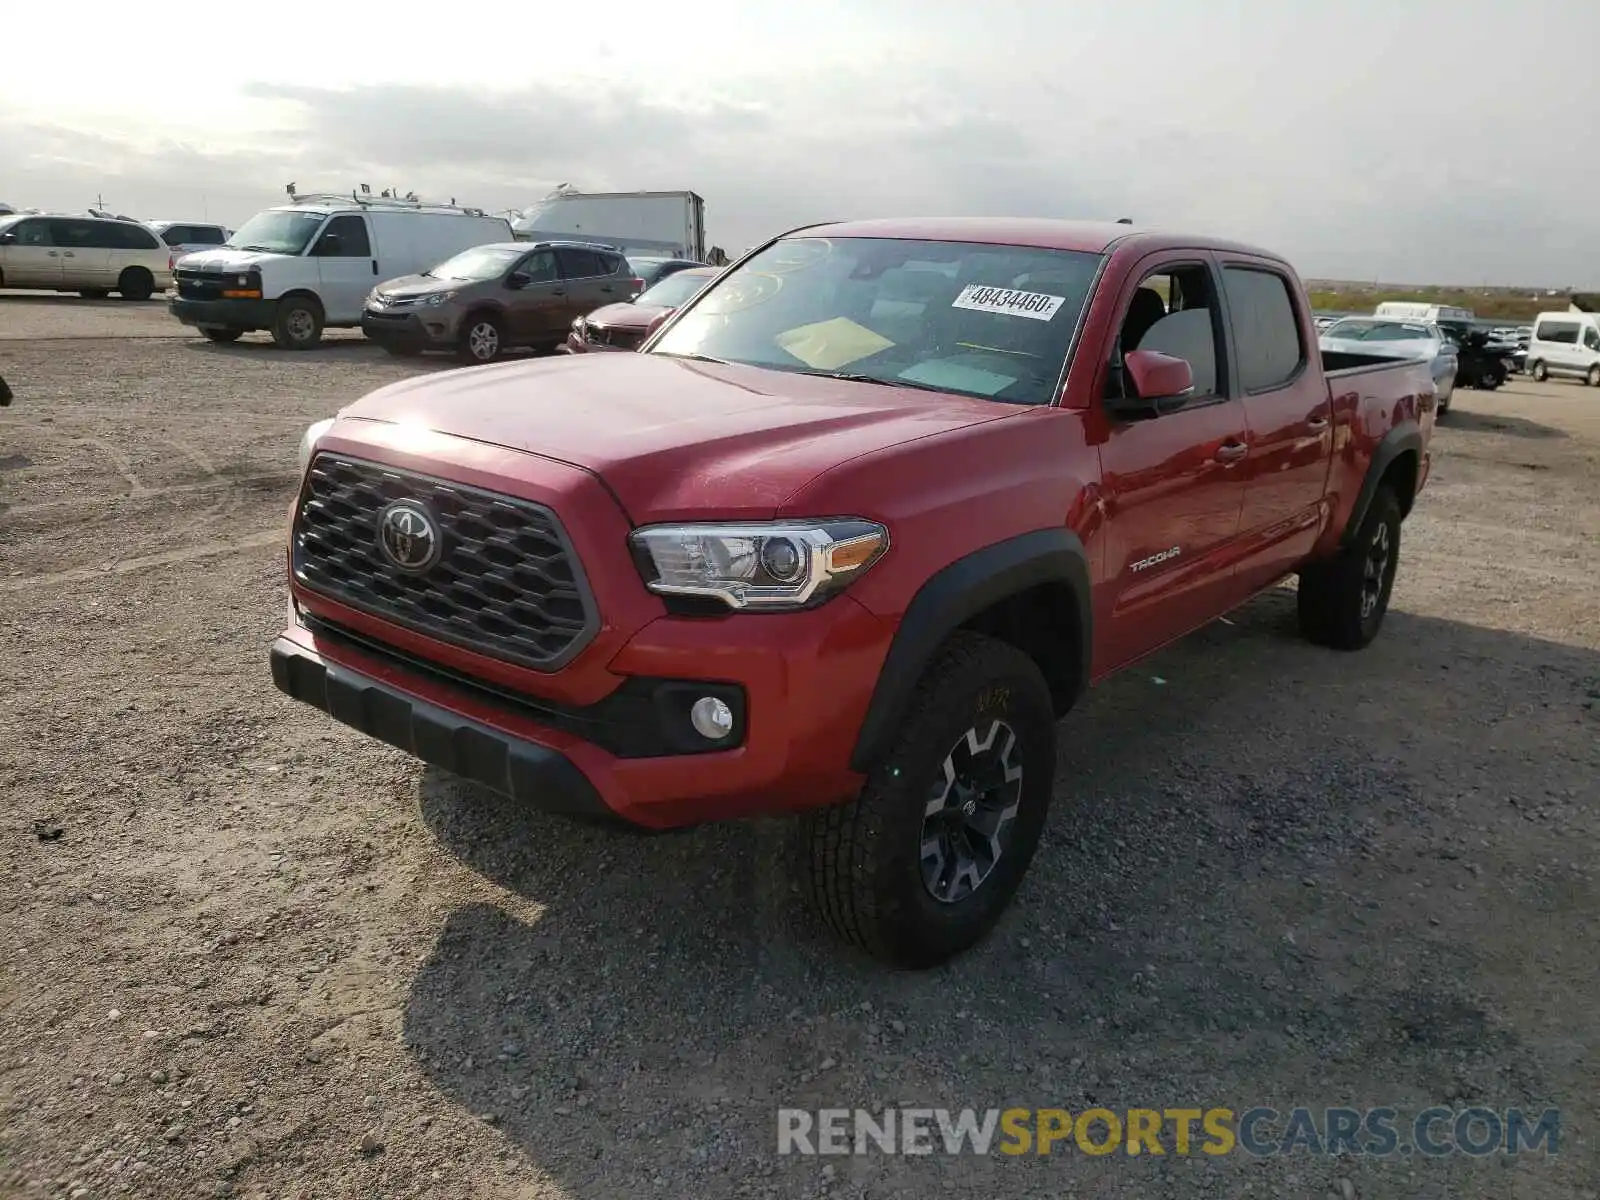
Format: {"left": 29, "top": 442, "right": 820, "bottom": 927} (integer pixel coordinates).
{"left": 311, "top": 214, "right": 376, "bottom": 323}
{"left": 554, "top": 248, "right": 619, "bottom": 322}
{"left": 1217, "top": 260, "right": 1333, "bottom": 590}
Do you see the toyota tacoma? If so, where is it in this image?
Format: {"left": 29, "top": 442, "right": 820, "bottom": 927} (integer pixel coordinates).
{"left": 272, "top": 218, "right": 1435, "bottom": 966}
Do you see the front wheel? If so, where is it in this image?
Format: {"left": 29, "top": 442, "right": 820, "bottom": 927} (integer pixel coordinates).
{"left": 1587, "top": 365, "right": 1600, "bottom": 388}
{"left": 798, "top": 631, "right": 1056, "bottom": 967}
{"left": 458, "top": 313, "right": 505, "bottom": 363}
{"left": 1297, "top": 486, "right": 1402, "bottom": 651}
{"left": 271, "top": 297, "right": 324, "bottom": 350}
{"left": 1530, "top": 359, "right": 1548, "bottom": 382}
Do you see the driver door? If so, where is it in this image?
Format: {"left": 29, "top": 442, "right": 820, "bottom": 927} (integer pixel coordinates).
{"left": 312, "top": 214, "right": 376, "bottom": 323}
{"left": 505, "top": 249, "right": 563, "bottom": 344}
{"left": 1096, "top": 256, "right": 1250, "bottom": 672}
{"left": 1, "top": 218, "right": 63, "bottom": 287}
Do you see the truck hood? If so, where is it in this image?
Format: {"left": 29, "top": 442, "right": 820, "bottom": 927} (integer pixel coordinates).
{"left": 175, "top": 247, "right": 287, "bottom": 272}
{"left": 338, "top": 352, "right": 1017, "bottom": 521}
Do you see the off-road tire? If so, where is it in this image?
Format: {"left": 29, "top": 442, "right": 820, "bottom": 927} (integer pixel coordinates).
{"left": 1297, "top": 485, "right": 1402, "bottom": 651}
{"left": 201, "top": 328, "right": 243, "bottom": 344}
{"left": 271, "top": 297, "right": 324, "bottom": 350}
{"left": 798, "top": 631, "right": 1056, "bottom": 968}
{"left": 458, "top": 312, "right": 505, "bottom": 363}
{"left": 116, "top": 268, "right": 154, "bottom": 302}
{"left": 1530, "top": 359, "right": 1548, "bottom": 382}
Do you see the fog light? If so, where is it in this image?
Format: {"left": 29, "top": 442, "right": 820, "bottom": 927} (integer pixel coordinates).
{"left": 689, "top": 696, "right": 734, "bottom": 741}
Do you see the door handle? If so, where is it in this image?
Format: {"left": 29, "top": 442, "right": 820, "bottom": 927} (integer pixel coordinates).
{"left": 552, "top": 287, "right": 566, "bottom": 295}
{"left": 47, "top": 250, "right": 60, "bottom": 257}
{"left": 1214, "top": 441, "right": 1249, "bottom": 462}
{"left": 62, "top": 251, "right": 76, "bottom": 258}
{"left": 1305, "top": 415, "right": 1329, "bottom": 432}
{"left": 371, "top": 260, "right": 378, "bottom": 275}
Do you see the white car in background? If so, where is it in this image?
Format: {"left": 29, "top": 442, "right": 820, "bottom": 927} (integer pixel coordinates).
{"left": 1319, "top": 316, "right": 1459, "bottom": 413}
{"left": 148, "top": 220, "right": 233, "bottom": 275}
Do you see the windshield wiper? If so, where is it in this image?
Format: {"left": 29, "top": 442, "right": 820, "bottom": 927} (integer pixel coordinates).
{"left": 657, "top": 351, "right": 732, "bottom": 365}
{"left": 798, "top": 370, "right": 945, "bottom": 393}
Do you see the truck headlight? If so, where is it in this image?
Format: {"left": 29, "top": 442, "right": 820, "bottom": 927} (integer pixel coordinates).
{"left": 297, "top": 418, "right": 335, "bottom": 475}
{"left": 629, "top": 519, "right": 889, "bottom": 610}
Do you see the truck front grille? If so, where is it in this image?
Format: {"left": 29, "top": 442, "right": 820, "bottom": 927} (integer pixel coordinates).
{"left": 292, "top": 455, "right": 599, "bottom": 672}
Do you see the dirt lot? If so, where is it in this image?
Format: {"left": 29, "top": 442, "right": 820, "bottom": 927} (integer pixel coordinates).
{"left": 2, "top": 293, "right": 1597, "bottom": 1200}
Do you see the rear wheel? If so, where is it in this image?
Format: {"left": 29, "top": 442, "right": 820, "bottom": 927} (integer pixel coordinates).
{"left": 201, "top": 328, "right": 243, "bottom": 344}
{"left": 1530, "top": 359, "right": 1548, "bottom": 382}
{"left": 1297, "top": 486, "right": 1402, "bottom": 651}
{"left": 458, "top": 313, "right": 505, "bottom": 363}
{"left": 271, "top": 297, "right": 324, "bottom": 350}
{"left": 116, "top": 268, "right": 154, "bottom": 301}
{"left": 798, "top": 631, "right": 1056, "bottom": 967}
{"left": 1587, "top": 365, "right": 1600, "bottom": 388}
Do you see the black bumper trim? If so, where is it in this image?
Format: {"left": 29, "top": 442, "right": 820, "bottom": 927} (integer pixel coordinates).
{"left": 270, "top": 637, "right": 628, "bottom": 826}
{"left": 169, "top": 296, "right": 278, "bottom": 330}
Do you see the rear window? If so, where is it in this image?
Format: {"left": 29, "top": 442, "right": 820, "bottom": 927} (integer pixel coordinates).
{"left": 1221, "top": 267, "right": 1304, "bottom": 391}
{"left": 651, "top": 236, "right": 1103, "bottom": 405}
{"left": 1535, "top": 321, "right": 1580, "bottom": 345}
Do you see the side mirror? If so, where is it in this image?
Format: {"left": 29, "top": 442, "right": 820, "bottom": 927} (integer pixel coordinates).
{"left": 0, "top": 232, "right": 15, "bottom": 245}
{"left": 316, "top": 233, "right": 342, "bottom": 257}
{"left": 506, "top": 271, "right": 530, "bottom": 290}
{"left": 1112, "top": 350, "right": 1195, "bottom": 415}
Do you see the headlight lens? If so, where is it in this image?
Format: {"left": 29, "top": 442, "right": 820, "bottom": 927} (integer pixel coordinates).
{"left": 629, "top": 519, "right": 889, "bottom": 610}
{"left": 423, "top": 291, "right": 455, "bottom": 307}
{"left": 297, "top": 417, "right": 335, "bottom": 475}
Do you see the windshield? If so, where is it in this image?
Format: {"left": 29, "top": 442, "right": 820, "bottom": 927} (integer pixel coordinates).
{"left": 1325, "top": 319, "right": 1431, "bottom": 342}
{"left": 650, "top": 237, "right": 1104, "bottom": 404}
{"left": 424, "top": 246, "right": 522, "bottom": 281}
{"left": 637, "top": 271, "right": 715, "bottom": 309}
{"left": 227, "top": 210, "right": 326, "bottom": 255}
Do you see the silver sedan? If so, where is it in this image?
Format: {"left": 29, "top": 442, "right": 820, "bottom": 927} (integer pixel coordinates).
{"left": 1319, "top": 317, "right": 1459, "bottom": 412}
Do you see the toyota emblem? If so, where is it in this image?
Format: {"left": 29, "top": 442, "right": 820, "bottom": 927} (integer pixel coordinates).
{"left": 376, "top": 501, "right": 442, "bottom": 572}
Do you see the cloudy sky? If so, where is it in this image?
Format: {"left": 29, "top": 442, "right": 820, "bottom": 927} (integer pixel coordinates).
{"left": 2, "top": 1, "right": 1594, "bottom": 286}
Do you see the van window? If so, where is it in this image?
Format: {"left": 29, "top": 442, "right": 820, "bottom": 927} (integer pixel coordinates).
{"left": 105, "top": 222, "right": 159, "bottom": 250}
{"left": 1585, "top": 326, "right": 1600, "bottom": 352}
{"left": 313, "top": 215, "right": 370, "bottom": 258}
{"left": 1536, "top": 322, "right": 1580, "bottom": 345}
{"left": 9, "top": 219, "right": 53, "bottom": 246}
{"left": 1222, "top": 266, "right": 1305, "bottom": 391}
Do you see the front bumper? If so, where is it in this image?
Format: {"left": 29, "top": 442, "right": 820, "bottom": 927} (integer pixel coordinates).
{"left": 273, "top": 592, "right": 890, "bottom": 830}
{"left": 271, "top": 634, "right": 616, "bottom": 824}
{"left": 360, "top": 308, "right": 459, "bottom": 348}
{"left": 169, "top": 296, "right": 277, "bottom": 330}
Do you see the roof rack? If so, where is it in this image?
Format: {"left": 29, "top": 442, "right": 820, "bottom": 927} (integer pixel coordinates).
{"left": 284, "top": 186, "right": 489, "bottom": 218}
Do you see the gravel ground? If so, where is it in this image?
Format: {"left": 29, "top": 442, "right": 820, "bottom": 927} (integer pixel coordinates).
{"left": 2, "top": 294, "right": 1597, "bottom": 1199}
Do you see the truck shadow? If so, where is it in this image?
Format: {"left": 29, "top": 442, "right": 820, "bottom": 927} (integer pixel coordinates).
{"left": 1440, "top": 408, "right": 1568, "bottom": 440}
{"left": 401, "top": 591, "right": 1598, "bottom": 1195}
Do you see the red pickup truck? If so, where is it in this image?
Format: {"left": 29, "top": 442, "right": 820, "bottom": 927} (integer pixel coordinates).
{"left": 272, "top": 218, "right": 1435, "bottom": 966}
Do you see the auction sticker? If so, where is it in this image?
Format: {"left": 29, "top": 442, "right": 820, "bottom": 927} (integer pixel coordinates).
{"left": 951, "top": 284, "right": 1065, "bottom": 321}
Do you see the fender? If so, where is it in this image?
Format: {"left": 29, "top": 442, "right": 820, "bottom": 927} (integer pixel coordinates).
{"left": 850, "top": 528, "right": 1092, "bottom": 772}
{"left": 1342, "top": 421, "right": 1422, "bottom": 544}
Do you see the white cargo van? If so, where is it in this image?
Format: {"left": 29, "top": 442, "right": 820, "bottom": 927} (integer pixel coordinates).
{"left": 168, "top": 194, "right": 512, "bottom": 348}
{"left": 1524, "top": 311, "right": 1600, "bottom": 386}
{"left": 1374, "top": 301, "right": 1475, "bottom": 323}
